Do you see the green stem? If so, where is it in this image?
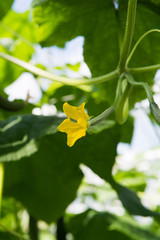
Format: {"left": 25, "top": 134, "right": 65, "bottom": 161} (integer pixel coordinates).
{"left": 127, "top": 29, "right": 160, "bottom": 65}
{"left": 118, "top": 0, "right": 137, "bottom": 73}
{"left": 89, "top": 75, "right": 125, "bottom": 126}
{"left": 0, "top": 163, "right": 4, "bottom": 216}
{"left": 0, "top": 51, "right": 118, "bottom": 86}
{"left": 89, "top": 106, "right": 115, "bottom": 126}
{"left": 115, "top": 9, "right": 123, "bottom": 53}
{"left": 129, "top": 64, "right": 160, "bottom": 73}
{"left": 125, "top": 72, "right": 154, "bottom": 103}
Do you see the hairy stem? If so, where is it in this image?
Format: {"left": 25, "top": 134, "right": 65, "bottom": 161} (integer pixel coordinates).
{"left": 89, "top": 106, "right": 115, "bottom": 126}
{"left": 118, "top": 0, "right": 137, "bottom": 73}
{"left": 0, "top": 51, "right": 118, "bottom": 86}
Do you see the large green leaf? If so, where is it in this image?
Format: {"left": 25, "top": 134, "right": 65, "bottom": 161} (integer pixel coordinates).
{"left": 0, "top": 114, "right": 62, "bottom": 162}
{"left": 1, "top": 114, "right": 120, "bottom": 222}
{"left": 1, "top": 113, "right": 157, "bottom": 219}
{"left": 67, "top": 210, "right": 160, "bottom": 240}
{"left": 0, "top": 101, "right": 35, "bottom": 120}
{"left": 1, "top": 113, "right": 155, "bottom": 219}
{"left": 4, "top": 135, "right": 83, "bottom": 223}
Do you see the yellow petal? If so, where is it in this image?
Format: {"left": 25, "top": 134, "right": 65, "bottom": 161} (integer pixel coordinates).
{"left": 57, "top": 119, "right": 79, "bottom": 133}
{"left": 63, "top": 102, "right": 88, "bottom": 122}
{"left": 67, "top": 128, "right": 86, "bottom": 147}
{"left": 77, "top": 102, "right": 89, "bottom": 121}
{"left": 58, "top": 102, "right": 89, "bottom": 147}
{"left": 77, "top": 118, "right": 86, "bottom": 128}
{"left": 63, "top": 102, "right": 81, "bottom": 120}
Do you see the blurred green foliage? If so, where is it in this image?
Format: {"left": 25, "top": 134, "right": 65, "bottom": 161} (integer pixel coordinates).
{"left": 0, "top": 0, "right": 160, "bottom": 239}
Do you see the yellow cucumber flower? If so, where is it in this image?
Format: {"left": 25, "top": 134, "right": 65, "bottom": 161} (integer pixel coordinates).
{"left": 57, "top": 102, "right": 89, "bottom": 147}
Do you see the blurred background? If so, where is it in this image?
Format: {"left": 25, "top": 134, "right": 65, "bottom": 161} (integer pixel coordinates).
{"left": 1, "top": 0, "right": 160, "bottom": 239}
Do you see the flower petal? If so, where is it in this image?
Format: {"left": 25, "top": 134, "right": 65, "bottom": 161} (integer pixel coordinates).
{"left": 58, "top": 102, "right": 89, "bottom": 147}
{"left": 57, "top": 119, "right": 80, "bottom": 133}
{"left": 78, "top": 118, "right": 88, "bottom": 128}
{"left": 77, "top": 102, "right": 89, "bottom": 121}
{"left": 63, "top": 102, "right": 81, "bottom": 121}
{"left": 63, "top": 102, "right": 89, "bottom": 122}
{"left": 67, "top": 128, "right": 86, "bottom": 147}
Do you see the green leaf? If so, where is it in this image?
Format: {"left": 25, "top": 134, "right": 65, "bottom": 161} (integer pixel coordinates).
{"left": 68, "top": 211, "right": 128, "bottom": 240}
{"left": 67, "top": 210, "right": 160, "bottom": 240}
{"left": 1, "top": 114, "right": 157, "bottom": 219}
{"left": 120, "top": 116, "right": 134, "bottom": 143}
{"left": 0, "top": 0, "right": 13, "bottom": 20}
{"left": 3, "top": 135, "right": 83, "bottom": 223}
{"left": 80, "top": 125, "right": 120, "bottom": 182}
{"left": 115, "top": 183, "right": 160, "bottom": 218}
{"left": 0, "top": 114, "right": 63, "bottom": 162}
{"left": 66, "top": 63, "right": 81, "bottom": 72}
{"left": 87, "top": 120, "right": 116, "bottom": 134}
{"left": 0, "top": 232, "right": 18, "bottom": 240}
{"left": 114, "top": 169, "right": 146, "bottom": 192}
{"left": 1, "top": 116, "right": 120, "bottom": 222}
{"left": 0, "top": 101, "right": 35, "bottom": 121}
{"left": 0, "top": 198, "right": 22, "bottom": 230}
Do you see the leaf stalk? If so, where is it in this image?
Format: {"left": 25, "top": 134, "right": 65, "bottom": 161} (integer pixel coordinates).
{"left": 118, "top": 0, "right": 137, "bottom": 73}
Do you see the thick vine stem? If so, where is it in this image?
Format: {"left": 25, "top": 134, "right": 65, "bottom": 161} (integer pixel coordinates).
{"left": 118, "top": 0, "right": 137, "bottom": 73}
{"left": 89, "top": 106, "right": 115, "bottom": 126}
{"left": 0, "top": 51, "right": 118, "bottom": 86}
